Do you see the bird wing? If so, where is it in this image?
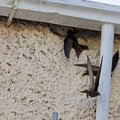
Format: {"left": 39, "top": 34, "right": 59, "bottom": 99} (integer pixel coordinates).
{"left": 64, "top": 37, "right": 73, "bottom": 59}
{"left": 82, "top": 70, "right": 98, "bottom": 76}
{"left": 72, "top": 37, "right": 81, "bottom": 59}
{"left": 73, "top": 43, "right": 88, "bottom": 52}
{"left": 75, "top": 63, "right": 99, "bottom": 76}
{"left": 74, "top": 63, "right": 87, "bottom": 67}
{"left": 87, "top": 56, "right": 94, "bottom": 91}
{"left": 94, "top": 56, "right": 103, "bottom": 91}
{"left": 74, "top": 44, "right": 88, "bottom": 59}
{"left": 73, "top": 42, "right": 81, "bottom": 59}
{"left": 79, "top": 44, "right": 89, "bottom": 50}
{"left": 72, "top": 35, "right": 88, "bottom": 59}
{"left": 112, "top": 51, "right": 119, "bottom": 72}
{"left": 74, "top": 64, "right": 98, "bottom": 70}
{"left": 74, "top": 49, "right": 81, "bottom": 59}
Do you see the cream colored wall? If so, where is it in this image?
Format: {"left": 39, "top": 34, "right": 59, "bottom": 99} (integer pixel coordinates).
{"left": 0, "top": 18, "right": 120, "bottom": 120}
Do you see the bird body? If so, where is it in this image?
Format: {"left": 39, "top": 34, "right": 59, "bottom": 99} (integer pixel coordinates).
{"left": 81, "top": 90, "right": 100, "bottom": 98}
{"left": 64, "top": 30, "right": 88, "bottom": 59}
{"left": 81, "top": 56, "right": 103, "bottom": 98}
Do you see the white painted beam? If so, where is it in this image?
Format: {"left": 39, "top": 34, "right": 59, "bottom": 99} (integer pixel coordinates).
{"left": 96, "top": 23, "right": 114, "bottom": 120}
{"left": 0, "top": 0, "right": 120, "bottom": 34}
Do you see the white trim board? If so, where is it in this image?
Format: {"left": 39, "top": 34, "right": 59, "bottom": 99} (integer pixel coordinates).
{"left": 0, "top": 0, "right": 120, "bottom": 34}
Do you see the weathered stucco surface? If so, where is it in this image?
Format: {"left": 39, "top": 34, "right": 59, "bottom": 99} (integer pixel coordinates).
{"left": 0, "top": 18, "right": 120, "bottom": 120}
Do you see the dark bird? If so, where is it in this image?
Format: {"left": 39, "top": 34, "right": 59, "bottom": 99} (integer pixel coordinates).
{"left": 111, "top": 51, "right": 119, "bottom": 71}
{"left": 81, "top": 56, "right": 103, "bottom": 98}
{"left": 75, "top": 51, "right": 119, "bottom": 76}
{"left": 64, "top": 30, "right": 88, "bottom": 59}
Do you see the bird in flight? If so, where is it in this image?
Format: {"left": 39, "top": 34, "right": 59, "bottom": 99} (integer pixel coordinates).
{"left": 80, "top": 56, "right": 103, "bottom": 98}
{"left": 64, "top": 30, "right": 88, "bottom": 59}
{"left": 75, "top": 51, "right": 119, "bottom": 76}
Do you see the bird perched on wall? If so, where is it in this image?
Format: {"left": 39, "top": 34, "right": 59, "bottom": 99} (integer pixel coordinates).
{"left": 80, "top": 56, "right": 103, "bottom": 98}
{"left": 64, "top": 30, "right": 88, "bottom": 59}
{"left": 75, "top": 51, "right": 119, "bottom": 76}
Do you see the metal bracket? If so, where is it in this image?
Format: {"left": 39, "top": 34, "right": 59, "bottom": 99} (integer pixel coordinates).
{"left": 6, "top": 0, "right": 19, "bottom": 26}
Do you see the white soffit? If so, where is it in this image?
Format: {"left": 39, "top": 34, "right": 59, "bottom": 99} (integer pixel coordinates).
{"left": 0, "top": 0, "right": 120, "bottom": 34}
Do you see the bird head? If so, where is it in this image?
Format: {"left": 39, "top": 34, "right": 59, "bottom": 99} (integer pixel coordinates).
{"left": 67, "top": 30, "right": 73, "bottom": 35}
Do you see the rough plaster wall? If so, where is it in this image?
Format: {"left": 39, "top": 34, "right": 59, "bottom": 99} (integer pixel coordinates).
{"left": 0, "top": 18, "right": 120, "bottom": 120}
